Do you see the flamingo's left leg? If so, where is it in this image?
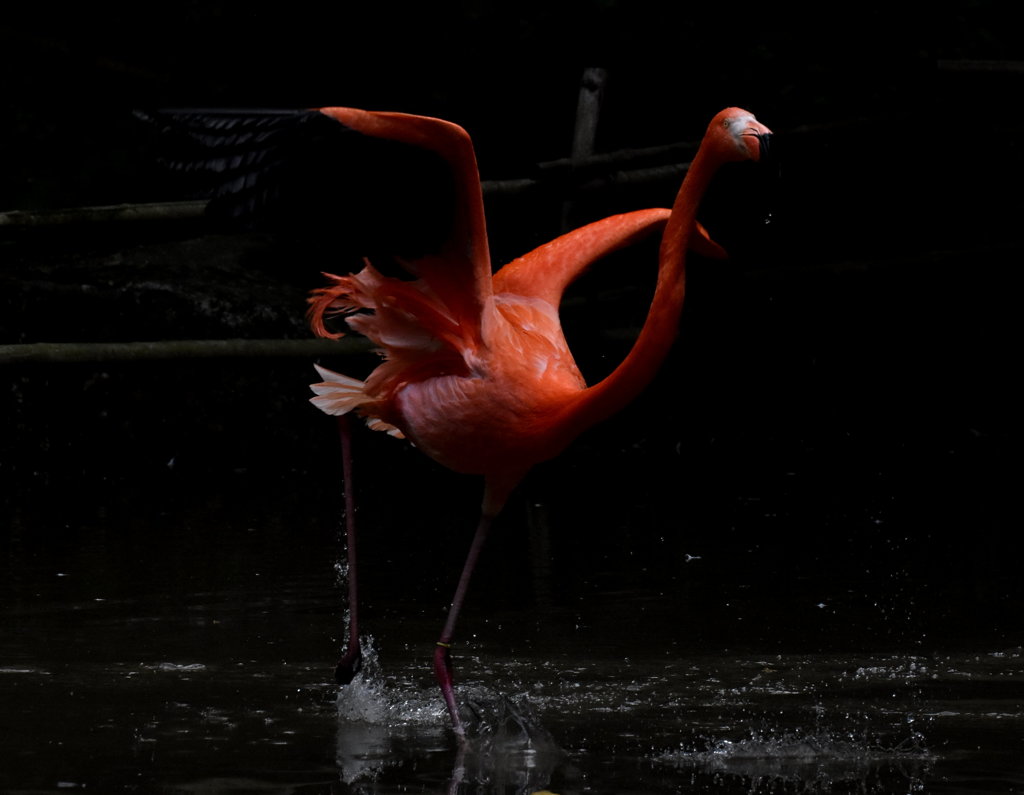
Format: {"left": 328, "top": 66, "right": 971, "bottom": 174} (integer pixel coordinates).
{"left": 335, "top": 415, "right": 363, "bottom": 684}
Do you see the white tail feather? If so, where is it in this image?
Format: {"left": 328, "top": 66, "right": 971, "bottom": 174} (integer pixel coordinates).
{"left": 309, "top": 365, "right": 367, "bottom": 416}
{"left": 309, "top": 365, "right": 405, "bottom": 438}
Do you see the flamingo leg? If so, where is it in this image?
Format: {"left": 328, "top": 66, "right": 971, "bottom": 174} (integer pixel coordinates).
{"left": 335, "top": 415, "right": 363, "bottom": 684}
{"left": 434, "top": 510, "right": 495, "bottom": 736}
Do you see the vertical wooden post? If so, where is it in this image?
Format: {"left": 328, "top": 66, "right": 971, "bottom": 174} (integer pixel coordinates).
{"left": 561, "top": 67, "right": 608, "bottom": 231}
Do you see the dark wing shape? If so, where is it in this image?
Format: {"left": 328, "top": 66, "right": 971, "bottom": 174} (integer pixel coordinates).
{"left": 136, "top": 108, "right": 456, "bottom": 262}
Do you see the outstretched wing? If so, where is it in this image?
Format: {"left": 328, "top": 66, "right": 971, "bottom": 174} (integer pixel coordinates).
{"left": 136, "top": 108, "right": 455, "bottom": 260}
{"left": 315, "top": 108, "right": 492, "bottom": 339}
{"left": 138, "top": 106, "right": 491, "bottom": 337}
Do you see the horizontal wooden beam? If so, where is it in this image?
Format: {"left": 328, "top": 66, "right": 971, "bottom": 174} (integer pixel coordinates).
{"left": 0, "top": 337, "right": 373, "bottom": 365}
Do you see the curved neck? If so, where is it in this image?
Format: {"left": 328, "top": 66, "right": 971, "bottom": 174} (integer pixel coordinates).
{"left": 569, "top": 146, "right": 720, "bottom": 429}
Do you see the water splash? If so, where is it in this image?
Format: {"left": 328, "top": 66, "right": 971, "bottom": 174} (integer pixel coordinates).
{"left": 452, "top": 693, "right": 566, "bottom": 795}
{"left": 147, "top": 662, "right": 208, "bottom": 673}
{"left": 334, "top": 636, "right": 445, "bottom": 727}
{"left": 334, "top": 636, "right": 448, "bottom": 786}
{"left": 334, "top": 639, "right": 566, "bottom": 790}
{"left": 333, "top": 559, "right": 349, "bottom": 590}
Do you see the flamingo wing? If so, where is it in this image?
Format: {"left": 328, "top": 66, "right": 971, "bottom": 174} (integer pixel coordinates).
{"left": 138, "top": 108, "right": 492, "bottom": 338}
{"left": 137, "top": 108, "right": 456, "bottom": 260}
{"left": 315, "top": 108, "right": 492, "bottom": 339}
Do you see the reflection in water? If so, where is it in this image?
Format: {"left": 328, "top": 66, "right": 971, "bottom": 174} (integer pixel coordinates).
{"left": 448, "top": 694, "right": 566, "bottom": 795}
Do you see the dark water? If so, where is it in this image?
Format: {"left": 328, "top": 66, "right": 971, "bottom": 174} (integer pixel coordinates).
{"left": 2, "top": 471, "right": 1022, "bottom": 794}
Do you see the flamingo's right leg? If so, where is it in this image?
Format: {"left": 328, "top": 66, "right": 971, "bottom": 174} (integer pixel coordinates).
{"left": 433, "top": 510, "right": 495, "bottom": 738}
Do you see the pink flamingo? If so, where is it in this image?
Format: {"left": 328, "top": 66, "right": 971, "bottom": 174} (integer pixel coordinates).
{"left": 306, "top": 106, "right": 772, "bottom": 735}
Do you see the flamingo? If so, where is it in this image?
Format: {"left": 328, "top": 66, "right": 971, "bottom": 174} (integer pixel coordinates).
{"left": 140, "top": 103, "right": 771, "bottom": 734}
{"left": 305, "top": 106, "right": 773, "bottom": 735}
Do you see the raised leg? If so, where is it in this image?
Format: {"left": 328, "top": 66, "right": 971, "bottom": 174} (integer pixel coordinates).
{"left": 335, "top": 415, "right": 363, "bottom": 684}
{"left": 433, "top": 510, "right": 494, "bottom": 737}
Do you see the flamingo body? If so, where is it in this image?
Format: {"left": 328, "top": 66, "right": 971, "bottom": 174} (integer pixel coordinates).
{"left": 310, "top": 206, "right": 675, "bottom": 509}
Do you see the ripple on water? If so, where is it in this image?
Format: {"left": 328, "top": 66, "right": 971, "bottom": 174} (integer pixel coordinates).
{"left": 656, "top": 728, "right": 935, "bottom": 793}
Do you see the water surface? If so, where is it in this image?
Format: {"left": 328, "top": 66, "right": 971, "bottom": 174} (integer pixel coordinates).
{"left": 2, "top": 476, "right": 1021, "bottom": 793}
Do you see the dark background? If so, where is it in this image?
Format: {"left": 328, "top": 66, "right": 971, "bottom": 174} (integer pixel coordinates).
{"left": 2, "top": 2, "right": 1021, "bottom": 650}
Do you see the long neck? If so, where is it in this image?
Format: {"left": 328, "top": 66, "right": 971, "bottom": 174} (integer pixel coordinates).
{"left": 567, "top": 146, "right": 721, "bottom": 430}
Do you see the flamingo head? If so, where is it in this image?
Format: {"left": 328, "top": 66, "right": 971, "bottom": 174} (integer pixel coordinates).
{"left": 707, "top": 107, "right": 773, "bottom": 163}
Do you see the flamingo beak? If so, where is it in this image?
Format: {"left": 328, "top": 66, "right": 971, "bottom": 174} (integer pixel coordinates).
{"left": 742, "top": 130, "right": 773, "bottom": 162}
